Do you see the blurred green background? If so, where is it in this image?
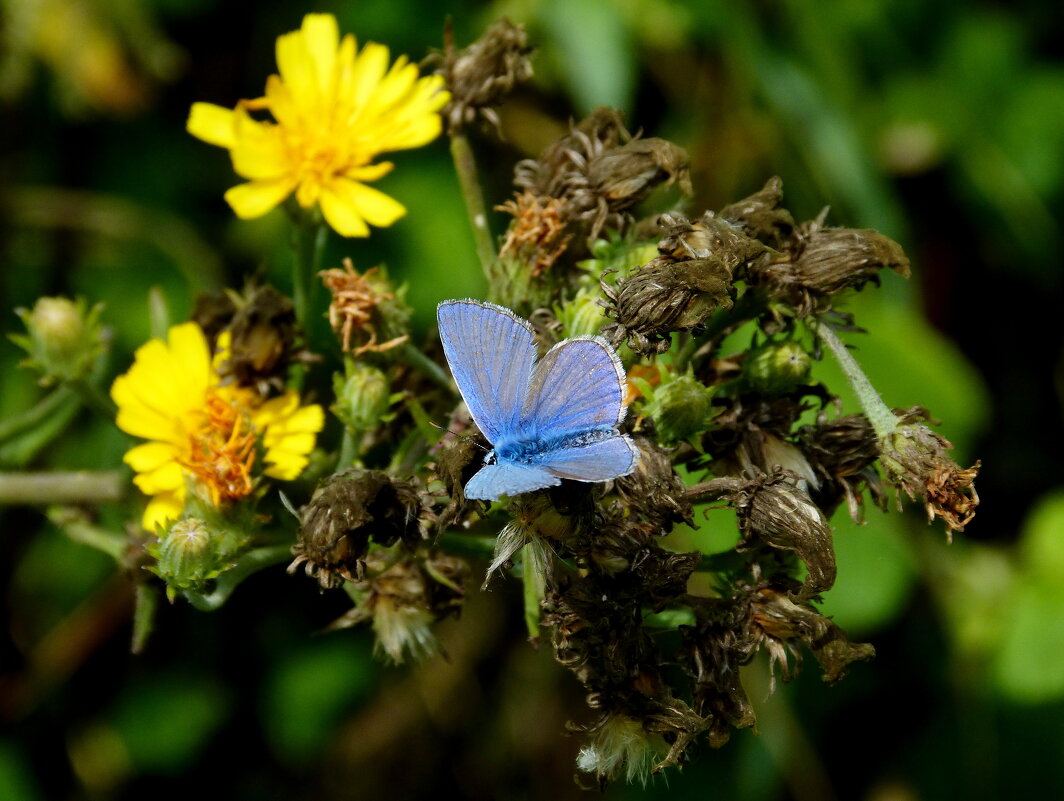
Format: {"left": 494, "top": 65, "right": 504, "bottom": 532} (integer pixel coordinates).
{"left": 2, "top": 0, "right": 1063, "bottom": 798}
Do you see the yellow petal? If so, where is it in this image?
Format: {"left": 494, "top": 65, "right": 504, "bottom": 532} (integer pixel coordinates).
{"left": 347, "top": 161, "right": 393, "bottom": 182}
{"left": 143, "top": 492, "right": 185, "bottom": 532}
{"left": 230, "top": 107, "right": 289, "bottom": 179}
{"left": 225, "top": 177, "right": 296, "bottom": 218}
{"left": 276, "top": 28, "right": 317, "bottom": 106}
{"left": 124, "top": 442, "right": 178, "bottom": 473}
{"left": 187, "top": 103, "right": 236, "bottom": 148}
{"left": 300, "top": 13, "right": 340, "bottom": 94}
{"left": 133, "top": 461, "right": 185, "bottom": 494}
{"left": 319, "top": 184, "right": 371, "bottom": 237}
{"left": 351, "top": 42, "right": 390, "bottom": 112}
{"left": 339, "top": 179, "right": 407, "bottom": 227}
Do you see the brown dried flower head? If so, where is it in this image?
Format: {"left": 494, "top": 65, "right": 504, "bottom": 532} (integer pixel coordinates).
{"left": 289, "top": 469, "right": 425, "bottom": 589}
{"left": 192, "top": 283, "right": 299, "bottom": 393}
{"left": 657, "top": 211, "right": 768, "bottom": 274}
{"left": 798, "top": 411, "right": 887, "bottom": 521}
{"left": 431, "top": 18, "right": 533, "bottom": 133}
{"left": 319, "top": 259, "right": 410, "bottom": 355}
{"left": 790, "top": 217, "right": 911, "bottom": 294}
{"left": 613, "top": 437, "right": 694, "bottom": 529}
{"left": 878, "top": 410, "right": 980, "bottom": 537}
{"left": 496, "top": 190, "right": 572, "bottom": 277}
{"left": 717, "top": 176, "right": 795, "bottom": 247}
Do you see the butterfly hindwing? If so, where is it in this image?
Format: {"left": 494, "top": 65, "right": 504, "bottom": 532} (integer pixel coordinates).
{"left": 536, "top": 434, "right": 639, "bottom": 482}
{"left": 523, "top": 336, "right": 627, "bottom": 436}
{"left": 437, "top": 300, "right": 536, "bottom": 444}
{"left": 464, "top": 461, "right": 561, "bottom": 500}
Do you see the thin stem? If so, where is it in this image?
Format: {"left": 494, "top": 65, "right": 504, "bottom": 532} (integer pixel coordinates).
{"left": 449, "top": 132, "right": 497, "bottom": 281}
{"left": 336, "top": 428, "right": 358, "bottom": 472}
{"left": 0, "top": 387, "right": 77, "bottom": 445}
{"left": 291, "top": 212, "right": 328, "bottom": 331}
{"left": 182, "top": 545, "right": 292, "bottom": 612}
{"left": 0, "top": 471, "right": 126, "bottom": 506}
{"left": 402, "top": 341, "right": 459, "bottom": 397}
{"left": 46, "top": 506, "right": 127, "bottom": 560}
{"left": 69, "top": 377, "right": 117, "bottom": 418}
{"left": 813, "top": 319, "right": 897, "bottom": 437}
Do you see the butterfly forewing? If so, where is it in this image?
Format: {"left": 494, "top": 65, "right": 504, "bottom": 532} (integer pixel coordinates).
{"left": 523, "top": 337, "right": 627, "bottom": 436}
{"left": 536, "top": 435, "right": 639, "bottom": 482}
{"left": 437, "top": 300, "right": 536, "bottom": 444}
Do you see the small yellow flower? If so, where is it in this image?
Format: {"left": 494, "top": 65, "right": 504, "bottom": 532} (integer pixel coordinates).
{"left": 187, "top": 13, "right": 449, "bottom": 237}
{"left": 111, "top": 322, "right": 324, "bottom": 530}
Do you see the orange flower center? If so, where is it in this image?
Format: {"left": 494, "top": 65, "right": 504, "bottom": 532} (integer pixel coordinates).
{"left": 180, "top": 390, "right": 258, "bottom": 507}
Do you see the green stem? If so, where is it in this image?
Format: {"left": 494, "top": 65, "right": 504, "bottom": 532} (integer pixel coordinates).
{"left": 46, "top": 506, "right": 127, "bottom": 560}
{"left": 182, "top": 544, "right": 292, "bottom": 611}
{"left": 291, "top": 212, "right": 328, "bottom": 331}
{"left": 438, "top": 532, "right": 499, "bottom": 558}
{"left": 402, "top": 341, "right": 459, "bottom": 397}
{"left": 449, "top": 132, "right": 497, "bottom": 282}
{"left": 69, "top": 377, "right": 117, "bottom": 418}
{"left": 813, "top": 319, "right": 897, "bottom": 437}
{"left": 336, "top": 428, "right": 358, "bottom": 471}
{"left": 131, "top": 583, "right": 160, "bottom": 655}
{"left": 0, "top": 472, "right": 126, "bottom": 506}
{"left": 0, "top": 387, "right": 77, "bottom": 445}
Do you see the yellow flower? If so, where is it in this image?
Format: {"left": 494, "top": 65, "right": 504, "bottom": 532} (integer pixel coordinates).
{"left": 112, "top": 322, "right": 324, "bottom": 530}
{"left": 187, "top": 13, "right": 449, "bottom": 237}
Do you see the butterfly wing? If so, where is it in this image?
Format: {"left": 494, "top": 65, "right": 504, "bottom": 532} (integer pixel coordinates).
{"left": 533, "top": 435, "right": 639, "bottom": 482}
{"left": 523, "top": 336, "right": 627, "bottom": 435}
{"left": 464, "top": 461, "right": 560, "bottom": 500}
{"left": 437, "top": 300, "right": 536, "bottom": 444}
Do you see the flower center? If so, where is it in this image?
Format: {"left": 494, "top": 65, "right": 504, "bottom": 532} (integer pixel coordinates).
{"left": 180, "top": 390, "right": 258, "bottom": 507}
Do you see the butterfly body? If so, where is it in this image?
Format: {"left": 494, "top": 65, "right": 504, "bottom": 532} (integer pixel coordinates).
{"left": 437, "top": 299, "right": 638, "bottom": 501}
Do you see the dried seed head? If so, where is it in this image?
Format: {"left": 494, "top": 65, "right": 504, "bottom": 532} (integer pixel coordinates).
{"left": 431, "top": 18, "right": 533, "bottom": 133}
{"left": 601, "top": 258, "right": 733, "bottom": 354}
{"left": 790, "top": 223, "right": 911, "bottom": 294}
{"left": 798, "top": 412, "right": 887, "bottom": 521}
{"left": 657, "top": 211, "right": 769, "bottom": 274}
{"left": 878, "top": 411, "right": 980, "bottom": 537}
{"left": 319, "top": 259, "right": 410, "bottom": 356}
{"left": 496, "top": 191, "right": 572, "bottom": 277}
{"left": 329, "top": 550, "right": 469, "bottom": 663}
{"left": 717, "top": 176, "right": 795, "bottom": 247}
{"left": 289, "top": 469, "right": 425, "bottom": 589}
{"left": 730, "top": 471, "right": 837, "bottom": 597}
{"left": 613, "top": 437, "right": 694, "bottom": 530}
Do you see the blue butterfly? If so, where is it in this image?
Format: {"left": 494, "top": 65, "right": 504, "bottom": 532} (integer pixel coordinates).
{"left": 437, "top": 299, "right": 639, "bottom": 501}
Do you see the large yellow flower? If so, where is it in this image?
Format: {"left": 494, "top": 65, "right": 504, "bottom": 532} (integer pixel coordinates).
{"left": 112, "top": 322, "right": 324, "bottom": 530}
{"left": 187, "top": 13, "right": 449, "bottom": 237}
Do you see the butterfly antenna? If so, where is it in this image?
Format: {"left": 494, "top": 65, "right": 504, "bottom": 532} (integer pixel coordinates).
{"left": 429, "top": 420, "right": 489, "bottom": 452}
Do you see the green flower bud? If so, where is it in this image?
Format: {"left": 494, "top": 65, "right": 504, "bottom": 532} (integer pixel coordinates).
{"left": 149, "top": 517, "right": 230, "bottom": 599}
{"left": 743, "top": 341, "right": 811, "bottom": 394}
{"left": 11, "top": 296, "right": 105, "bottom": 386}
{"left": 555, "top": 286, "right": 607, "bottom": 338}
{"left": 640, "top": 372, "right": 715, "bottom": 446}
{"left": 332, "top": 362, "right": 397, "bottom": 433}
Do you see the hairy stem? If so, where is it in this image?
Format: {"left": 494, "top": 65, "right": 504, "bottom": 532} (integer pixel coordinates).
{"left": 813, "top": 320, "right": 897, "bottom": 437}
{"left": 449, "top": 132, "right": 497, "bottom": 281}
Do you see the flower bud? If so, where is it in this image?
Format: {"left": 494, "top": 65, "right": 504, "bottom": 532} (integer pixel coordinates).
{"left": 332, "top": 362, "right": 396, "bottom": 434}
{"left": 554, "top": 286, "right": 608, "bottom": 338}
{"left": 289, "top": 469, "right": 425, "bottom": 588}
{"left": 742, "top": 341, "right": 812, "bottom": 394}
{"left": 11, "top": 296, "right": 104, "bottom": 386}
{"left": 149, "top": 516, "right": 246, "bottom": 600}
{"left": 639, "top": 372, "right": 715, "bottom": 445}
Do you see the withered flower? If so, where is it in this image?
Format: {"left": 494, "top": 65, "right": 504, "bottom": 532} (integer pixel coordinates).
{"left": 289, "top": 469, "right": 425, "bottom": 588}
{"left": 429, "top": 18, "right": 533, "bottom": 133}
{"left": 192, "top": 283, "right": 299, "bottom": 393}
{"left": 656, "top": 210, "right": 768, "bottom": 274}
{"left": 601, "top": 257, "right": 733, "bottom": 354}
{"left": 329, "top": 549, "right": 468, "bottom": 663}
{"left": 496, "top": 190, "right": 572, "bottom": 277}
{"left": 878, "top": 408, "right": 980, "bottom": 538}
{"left": 798, "top": 411, "right": 887, "bottom": 521}
{"left": 718, "top": 175, "right": 795, "bottom": 247}
{"left": 319, "top": 259, "right": 410, "bottom": 355}
{"left": 750, "top": 586, "right": 875, "bottom": 684}
{"left": 790, "top": 216, "right": 911, "bottom": 294}
{"left": 727, "top": 470, "right": 837, "bottom": 597}
{"left": 613, "top": 437, "right": 693, "bottom": 530}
